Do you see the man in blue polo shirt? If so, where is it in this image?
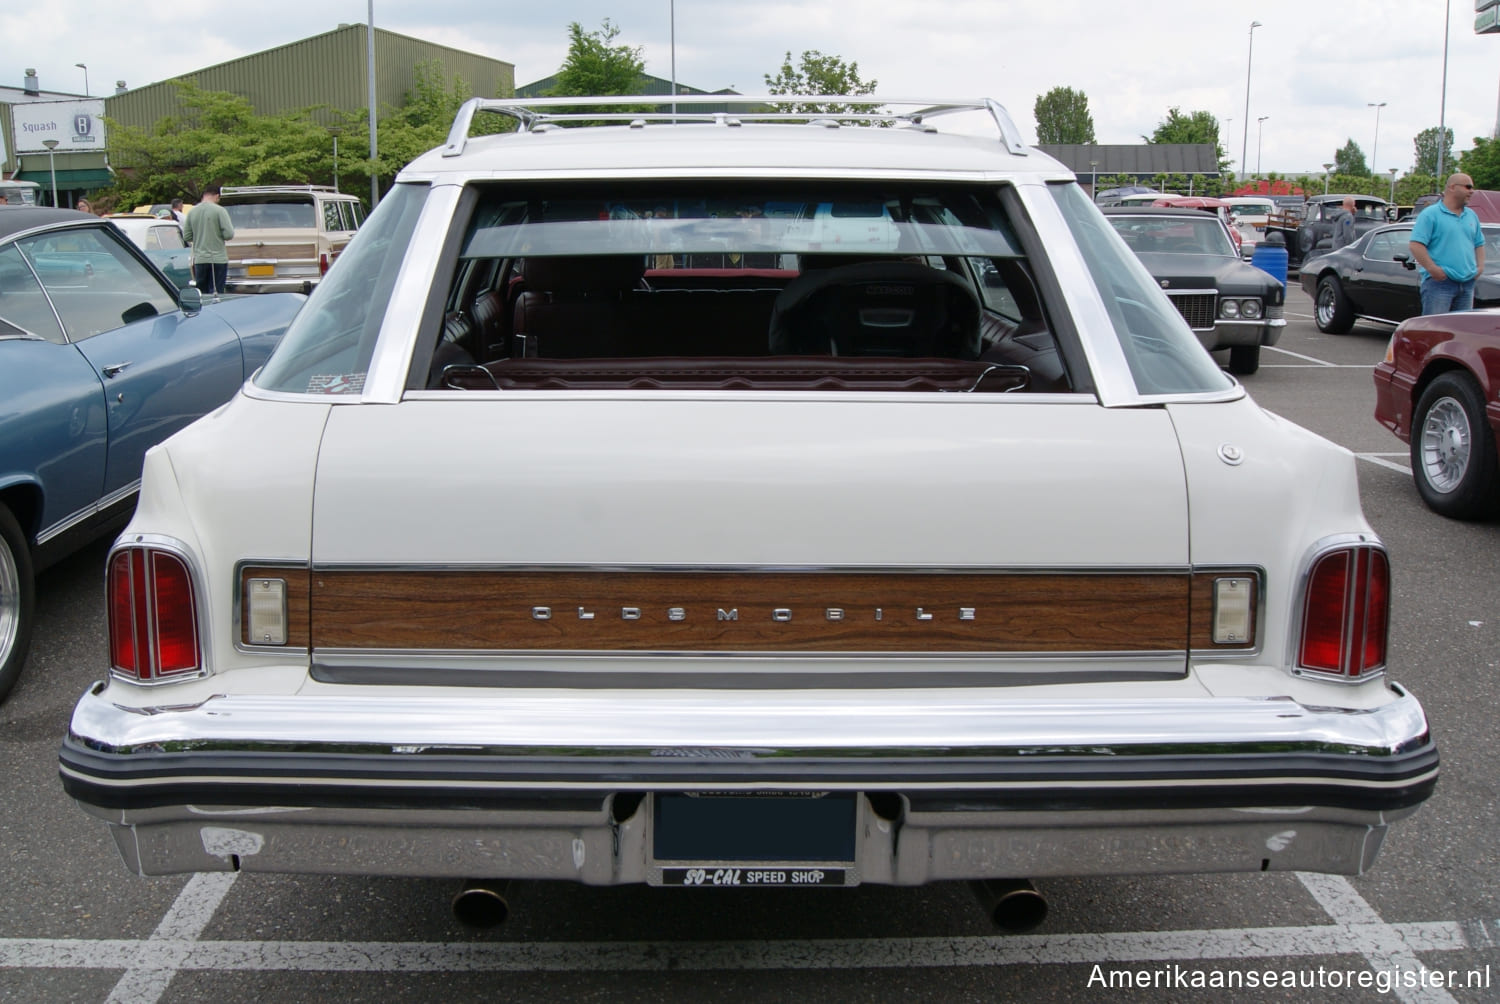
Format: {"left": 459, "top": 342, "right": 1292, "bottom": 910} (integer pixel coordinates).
{"left": 1408, "top": 172, "right": 1486, "bottom": 315}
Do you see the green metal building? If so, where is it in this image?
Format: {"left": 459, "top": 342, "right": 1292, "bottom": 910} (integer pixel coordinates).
{"left": 109, "top": 23, "right": 513, "bottom": 129}
{"left": 5, "top": 23, "right": 513, "bottom": 205}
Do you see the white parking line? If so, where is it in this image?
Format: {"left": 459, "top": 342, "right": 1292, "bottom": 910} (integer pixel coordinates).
{"left": 1358, "top": 453, "right": 1413, "bottom": 474}
{"left": 2, "top": 909, "right": 1494, "bottom": 988}
{"left": 104, "top": 872, "right": 238, "bottom": 1004}
{"left": 1, "top": 919, "right": 1494, "bottom": 975}
{"left": 1298, "top": 873, "right": 1457, "bottom": 1004}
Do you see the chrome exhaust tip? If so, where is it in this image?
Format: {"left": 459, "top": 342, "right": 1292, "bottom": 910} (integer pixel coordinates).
{"left": 971, "top": 878, "right": 1047, "bottom": 933}
{"left": 451, "top": 879, "right": 512, "bottom": 928}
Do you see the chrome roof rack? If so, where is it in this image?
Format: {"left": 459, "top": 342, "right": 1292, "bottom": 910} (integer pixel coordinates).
{"left": 441, "top": 95, "right": 1029, "bottom": 159}
{"left": 220, "top": 184, "right": 342, "bottom": 195}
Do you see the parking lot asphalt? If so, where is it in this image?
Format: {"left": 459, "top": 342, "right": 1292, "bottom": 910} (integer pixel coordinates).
{"left": 2, "top": 281, "right": 1496, "bottom": 1003}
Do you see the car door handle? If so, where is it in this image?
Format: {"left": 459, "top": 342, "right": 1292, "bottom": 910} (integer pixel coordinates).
{"left": 102, "top": 361, "right": 132, "bottom": 378}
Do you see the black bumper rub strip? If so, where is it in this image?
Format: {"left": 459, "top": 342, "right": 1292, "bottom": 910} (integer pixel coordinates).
{"left": 59, "top": 739, "right": 1439, "bottom": 814}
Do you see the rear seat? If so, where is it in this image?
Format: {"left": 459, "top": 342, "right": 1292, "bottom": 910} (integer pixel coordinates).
{"left": 510, "top": 256, "right": 644, "bottom": 357}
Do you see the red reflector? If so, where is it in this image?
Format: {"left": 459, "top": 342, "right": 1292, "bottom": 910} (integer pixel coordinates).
{"left": 107, "top": 551, "right": 138, "bottom": 674}
{"left": 319, "top": 252, "right": 330, "bottom": 275}
{"left": 151, "top": 552, "right": 200, "bottom": 675}
{"left": 1298, "top": 546, "right": 1389, "bottom": 677}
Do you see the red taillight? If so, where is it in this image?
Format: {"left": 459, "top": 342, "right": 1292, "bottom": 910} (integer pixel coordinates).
{"left": 319, "top": 252, "right": 330, "bottom": 275}
{"left": 107, "top": 551, "right": 139, "bottom": 673}
{"left": 107, "top": 546, "right": 201, "bottom": 681}
{"left": 1298, "top": 545, "right": 1389, "bottom": 678}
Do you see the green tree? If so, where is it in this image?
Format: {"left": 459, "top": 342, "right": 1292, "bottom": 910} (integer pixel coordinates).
{"left": 1145, "top": 107, "right": 1229, "bottom": 171}
{"left": 548, "top": 19, "right": 647, "bottom": 100}
{"left": 764, "top": 50, "right": 877, "bottom": 115}
{"left": 355, "top": 59, "right": 491, "bottom": 186}
{"left": 1412, "top": 127, "right": 1454, "bottom": 176}
{"left": 99, "top": 78, "right": 334, "bottom": 207}
{"left": 1034, "top": 86, "right": 1095, "bottom": 145}
{"left": 1333, "top": 139, "right": 1368, "bottom": 177}
{"left": 1458, "top": 136, "right": 1500, "bottom": 190}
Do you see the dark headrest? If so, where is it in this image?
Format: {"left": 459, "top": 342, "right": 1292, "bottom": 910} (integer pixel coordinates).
{"left": 519, "top": 256, "right": 644, "bottom": 293}
{"left": 797, "top": 253, "right": 884, "bottom": 272}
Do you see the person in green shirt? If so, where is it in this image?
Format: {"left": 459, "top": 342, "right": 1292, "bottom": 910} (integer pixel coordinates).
{"left": 183, "top": 184, "right": 235, "bottom": 298}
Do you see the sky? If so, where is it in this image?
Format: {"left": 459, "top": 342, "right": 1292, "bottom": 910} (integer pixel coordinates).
{"left": 6, "top": 0, "right": 1499, "bottom": 181}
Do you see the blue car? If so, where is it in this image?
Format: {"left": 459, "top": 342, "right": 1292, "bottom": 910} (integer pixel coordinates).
{"left": 0, "top": 207, "right": 305, "bottom": 700}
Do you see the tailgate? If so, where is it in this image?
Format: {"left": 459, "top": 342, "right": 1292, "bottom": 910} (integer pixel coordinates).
{"left": 305, "top": 396, "right": 1191, "bottom": 677}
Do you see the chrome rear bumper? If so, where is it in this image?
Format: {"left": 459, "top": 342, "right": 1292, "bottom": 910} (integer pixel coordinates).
{"left": 60, "top": 682, "right": 1436, "bottom": 882}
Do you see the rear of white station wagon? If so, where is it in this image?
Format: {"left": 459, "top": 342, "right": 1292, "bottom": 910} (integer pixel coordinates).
{"left": 61, "top": 97, "right": 1434, "bottom": 926}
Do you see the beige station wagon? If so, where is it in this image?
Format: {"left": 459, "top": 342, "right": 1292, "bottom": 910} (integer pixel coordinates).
{"left": 220, "top": 185, "right": 365, "bottom": 294}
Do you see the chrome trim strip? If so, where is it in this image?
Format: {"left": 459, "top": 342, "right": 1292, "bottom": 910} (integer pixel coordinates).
{"left": 36, "top": 480, "right": 140, "bottom": 545}
{"left": 1015, "top": 182, "right": 1142, "bottom": 405}
{"left": 311, "top": 648, "right": 1188, "bottom": 665}
{"left": 361, "top": 183, "right": 463, "bottom": 404}
{"left": 302, "top": 560, "right": 1197, "bottom": 574}
{"left": 68, "top": 684, "right": 1428, "bottom": 758}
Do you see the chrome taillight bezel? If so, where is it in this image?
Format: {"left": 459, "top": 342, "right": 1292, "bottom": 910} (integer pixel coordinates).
{"left": 1289, "top": 534, "right": 1390, "bottom": 683}
{"left": 106, "top": 534, "right": 210, "bottom": 685}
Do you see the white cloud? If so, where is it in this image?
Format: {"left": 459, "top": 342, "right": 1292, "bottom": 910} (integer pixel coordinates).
{"left": 7, "top": 0, "right": 1497, "bottom": 179}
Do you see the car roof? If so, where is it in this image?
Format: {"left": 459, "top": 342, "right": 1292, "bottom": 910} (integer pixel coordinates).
{"left": 398, "top": 96, "right": 1073, "bottom": 184}
{"left": 0, "top": 205, "right": 95, "bottom": 238}
{"left": 1100, "top": 206, "right": 1227, "bottom": 219}
{"left": 1310, "top": 193, "right": 1387, "bottom": 205}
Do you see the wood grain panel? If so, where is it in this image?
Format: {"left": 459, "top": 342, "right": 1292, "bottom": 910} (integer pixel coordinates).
{"left": 308, "top": 569, "right": 1191, "bottom": 653}
{"left": 239, "top": 565, "right": 311, "bottom": 648}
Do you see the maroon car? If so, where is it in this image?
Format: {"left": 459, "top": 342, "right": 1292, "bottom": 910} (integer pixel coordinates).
{"left": 1373, "top": 309, "right": 1500, "bottom": 519}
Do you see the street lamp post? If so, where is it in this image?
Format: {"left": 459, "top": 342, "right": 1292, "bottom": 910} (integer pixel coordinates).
{"left": 1368, "top": 102, "right": 1387, "bottom": 176}
{"left": 329, "top": 127, "right": 342, "bottom": 191}
{"left": 1256, "top": 116, "right": 1269, "bottom": 176}
{"left": 74, "top": 63, "right": 88, "bottom": 96}
{"left": 42, "top": 139, "right": 59, "bottom": 208}
{"left": 1241, "top": 21, "right": 1262, "bottom": 177}
{"left": 1438, "top": 0, "right": 1451, "bottom": 180}
{"left": 1388, "top": 167, "right": 1399, "bottom": 204}
{"left": 1323, "top": 162, "right": 1334, "bottom": 195}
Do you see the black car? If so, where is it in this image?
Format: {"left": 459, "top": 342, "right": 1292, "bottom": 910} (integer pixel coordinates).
{"left": 1266, "top": 194, "right": 1389, "bottom": 269}
{"left": 1299, "top": 222, "right": 1500, "bottom": 333}
{"left": 1103, "top": 206, "right": 1286, "bottom": 374}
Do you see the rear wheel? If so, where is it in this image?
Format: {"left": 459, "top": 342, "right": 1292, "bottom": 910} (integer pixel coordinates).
{"left": 1315, "top": 275, "right": 1354, "bottom": 334}
{"left": 1227, "top": 345, "right": 1260, "bottom": 375}
{"left": 1410, "top": 372, "right": 1500, "bottom": 520}
{"left": 0, "top": 505, "right": 36, "bottom": 703}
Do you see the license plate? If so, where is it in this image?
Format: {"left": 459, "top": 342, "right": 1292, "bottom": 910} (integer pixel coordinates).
{"left": 246, "top": 263, "right": 274, "bottom": 277}
{"left": 660, "top": 866, "right": 846, "bottom": 887}
{"left": 651, "top": 792, "right": 856, "bottom": 886}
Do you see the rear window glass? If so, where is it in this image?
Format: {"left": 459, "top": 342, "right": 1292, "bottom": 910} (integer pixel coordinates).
{"left": 224, "top": 200, "right": 318, "bottom": 229}
{"left": 414, "top": 181, "right": 1070, "bottom": 395}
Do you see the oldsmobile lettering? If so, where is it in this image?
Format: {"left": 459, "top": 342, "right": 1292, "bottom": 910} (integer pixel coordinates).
{"left": 530, "top": 604, "right": 979, "bottom": 623}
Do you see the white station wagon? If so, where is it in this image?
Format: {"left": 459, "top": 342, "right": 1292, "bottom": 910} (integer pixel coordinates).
{"left": 60, "top": 96, "right": 1435, "bottom": 929}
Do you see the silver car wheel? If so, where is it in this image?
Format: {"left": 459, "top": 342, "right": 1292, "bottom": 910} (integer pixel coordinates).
{"left": 1315, "top": 285, "right": 1333, "bottom": 327}
{"left": 1418, "top": 396, "right": 1471, "bottom": 494}
{"left": 0, "top": 532, "right": 17, "bottom": 667}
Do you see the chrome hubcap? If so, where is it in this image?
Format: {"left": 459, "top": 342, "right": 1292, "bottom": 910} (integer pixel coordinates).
{"left": 1316, "top": 285, "right": 1335, "bottom": 326}
{"left": 1419, "top": 397, "right": 1471, "bottom": 494}
{"left": 0, "top": 534, "right": 18, "bottom": 666}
